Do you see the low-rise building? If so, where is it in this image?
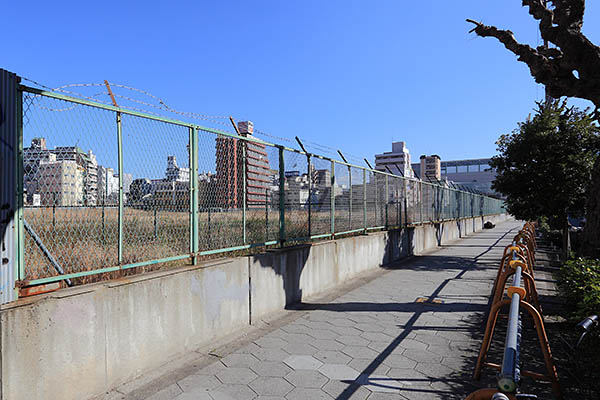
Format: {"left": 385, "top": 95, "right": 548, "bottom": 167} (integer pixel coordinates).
{"left": 37, "top": 154, "right": 85, "bottom": 206}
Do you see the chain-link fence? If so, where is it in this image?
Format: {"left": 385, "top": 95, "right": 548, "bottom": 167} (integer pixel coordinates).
{"left": 17, "top": 84, "right": 506, "bottom": 287}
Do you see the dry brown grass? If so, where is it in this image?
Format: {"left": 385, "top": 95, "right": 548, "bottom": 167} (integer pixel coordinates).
{"left": 23, "top": 205, "right": 395, "bottom": 285}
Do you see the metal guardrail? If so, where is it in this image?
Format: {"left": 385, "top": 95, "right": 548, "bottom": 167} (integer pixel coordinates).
{"left": 470, "top": 222, "right": 562, "bottom": 400}
{"left": 9, "top": 81, "right": 505, "bottom": 291}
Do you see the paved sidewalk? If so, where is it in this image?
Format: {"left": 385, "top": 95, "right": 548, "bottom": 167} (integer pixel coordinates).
{"left": 141, "top": 220, "right": 521, "bottom": 400}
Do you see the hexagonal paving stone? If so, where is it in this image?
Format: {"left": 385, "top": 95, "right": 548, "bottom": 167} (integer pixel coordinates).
{"left": 303, "top": 321, "right": 335, "bottom": 330}
{"left": 221, "top": 353, "right": 261, "bottom": 368}
{"left": 353, "top": 323, "right": 384, "bottom": 332}
{"left": 367, "top": 341, "right": 391, "bottom": 353}
{"left": 341, "top": 346, "right": 379, "bottom": 360}
{"left": 255, "top": 337, "right": 289, "bottom": 349}
{"left": 209, "top": 384, "right": 258, "bottom": 400}
{"left": 284, "top": 370, "right": 328, "bottom": 388}
{"left": 413, "top": 334, "right": 450, "bottom": 347}
{"left": 386, "top": 368, "right": 429, "bottom": 381}
{"left": 321, "top": 380, "right": 371, "bottom": 400}
{"left": 365, "top": 392, "right": 409, "bottom": 400}
{"left": 177, "top": 374, "right": 221, "bottom": 392}
{"left": 235, "top": 343, "right": 262, "bottom": 354}
{"left": 329, "top": 318, "right": 356, "bottom": 327}
{"left": 380, "top": 354, "right": 417, "bottom": 369}
{"left": 305, "top": 312, "right": 333, "bottom": 322}
{"left": 356, "top": 374, "right": 402, "bottom": 393}
{"left": 311, "top": 339, "right": 345, "bottom": 351}
{"left": 436, "top": 330, "right": 473, "bottom": 341}
{"left": 307, "top": 329, "right": 339, "bottom": 341}
{"left": 318, "top": 364, "right": 361, "bottom": 381}
{"left": 285, "top": 388, "right": 333, "bottom": 400}
{"left": 360, "top": 332, "right": 393, "bottom": 342}
{"left": 282, "top": 342, "right": 318, "bottom": 356}
{"left": 314, "top": 350, "right": 352, "bottom": 365}
{"left": 382, "top": 327, "right": 404, "bottom": 338}
{"left": 249, "top": 376, "right": 294, "bottom": 396}
{"left": 440, "top": 356, "right": 469, "bottom": 371}
{"left": 398, "top": 339, "right": 428, "bottom": 350}
{"left": 331, "top": 326, "right": 363, "bottom": 336}
{"left": 215, "top": 367, "right": 258, "bottom": 385}
{"left": 425, "top": 344, "right": 453, "bottom": 356}
{"left": 281, "top": 324, "right": 312, "bottom": 335}
{"left": 172, "top": 388, "right": 213, "bottom": 400}
{"left": 280, "top": 333, "right": 314, "bottom": 344}
{"left": 251, "top": 347, "right": 290, "bottom": 362}
{"left": 402, "top": 349, "right": 442, "bottom": 363}
{"left": 335, "top": 335, "right": 370, "bottom": 347}
{"left": 250, "top": 361, "right": 292, "bottom": 377}
{"left": 347, "top": 358, "right": 391, "bottom": 376}
{"left": 283, "top": 355, "right": 323, "bottom": 370}
{"left": 414, "top": 362, "right": 455, "bottom": 377}
{"left": 347, "top": 315, "right": 378, "bottom": 324}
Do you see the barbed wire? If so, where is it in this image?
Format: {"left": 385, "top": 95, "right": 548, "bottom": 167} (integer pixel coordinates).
{"left": 109, "top": 82, "right": 230, "bottom": 121}
{"left": 21, "top": 75, "right": 370, "bottom": 167}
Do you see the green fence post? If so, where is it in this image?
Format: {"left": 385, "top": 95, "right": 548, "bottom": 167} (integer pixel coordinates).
{"left": 385, "top": 174, "right": 389, "bottom": 228}
{"left": 363, "top": 169, "right": 367, "bottom": 232}
{"left": 117, "top": 111, "right": 123, "bottom": 265}
{"left": 242, "top": 139, "right": 247, "bottom": 245}
{"left": 374, "top": 174, "right": 378, "bottom": 226}
{"left": 307, "top": 154, "right": 311, "bottom": 236}
{"left": 330, "top": 160, "right": 335, "bottom": 236}
{"left": 190, "top": 126, "right": 199, "bottom": 265}
{"left": 419, "top": 181, "right": 423, "bottom": 224}
{"left": 348, "top": 166, "right": 352, "bottom": 230}
{"left": 396, "top": 178, "right": 400, "bottom": 226}
{"left": 278, "top": 146, "right": 285, "bottom": 246}
{"left": 403, "top": 179, "right": 408, "bottom": 226}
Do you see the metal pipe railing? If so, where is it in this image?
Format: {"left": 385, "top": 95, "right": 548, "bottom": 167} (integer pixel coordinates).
{"left": 498, "top": 241, "right": 523, "bottom": 393}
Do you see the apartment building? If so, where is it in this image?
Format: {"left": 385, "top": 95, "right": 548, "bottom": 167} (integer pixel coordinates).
{"left": 37, "top": 154, "right": 85, "bottom": 206}
{"left": 214, "top": 121, "right": 272, "bottom": 208}
{"left": 374, "top": 141, "right": 413, "bottom": 178}
{"left": 419, "top": 155, "right": 441, "bottom": 180}
{"left": 23, "top": 138, "right": 99, "bottom": 205}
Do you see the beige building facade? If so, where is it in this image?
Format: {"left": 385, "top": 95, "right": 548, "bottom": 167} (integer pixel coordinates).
{"left": 37, "top": 154, "right": 85, "bottom": 206}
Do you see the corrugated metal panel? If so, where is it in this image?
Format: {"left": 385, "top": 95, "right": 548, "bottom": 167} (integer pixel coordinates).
{"left": 0, "top": 68, "right": 19, "bottom": 304}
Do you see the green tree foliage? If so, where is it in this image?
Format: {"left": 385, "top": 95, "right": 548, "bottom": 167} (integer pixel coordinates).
{"left": 490, "top": 101, "right": 600, "bottom": 230}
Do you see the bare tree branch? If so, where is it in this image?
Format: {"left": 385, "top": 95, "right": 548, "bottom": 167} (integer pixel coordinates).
{"left": 467, "top": 0, "right": 600, "bottom": 107}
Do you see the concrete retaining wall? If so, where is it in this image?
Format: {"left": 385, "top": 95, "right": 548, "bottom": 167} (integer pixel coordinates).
{"left": 0, "top": 214, "right": 509, "bottom": 400}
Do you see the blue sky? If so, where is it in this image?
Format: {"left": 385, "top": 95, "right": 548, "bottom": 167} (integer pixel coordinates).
{"left": 4, "top": 1, "right": 600, "bottom": 172}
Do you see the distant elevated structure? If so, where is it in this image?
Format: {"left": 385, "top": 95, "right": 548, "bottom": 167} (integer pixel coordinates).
{"left": 413, "top": 157, "right": 496, "bottom": 194}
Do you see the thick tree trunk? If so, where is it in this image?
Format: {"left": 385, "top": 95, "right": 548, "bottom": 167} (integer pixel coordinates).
{"left": 582, "top": 157, "right": 600, "bottom": 258}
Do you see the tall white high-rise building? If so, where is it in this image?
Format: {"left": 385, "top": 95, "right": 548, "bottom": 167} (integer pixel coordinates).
{"left": 374, "top": 141, "right": 413, "bottom": 178}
